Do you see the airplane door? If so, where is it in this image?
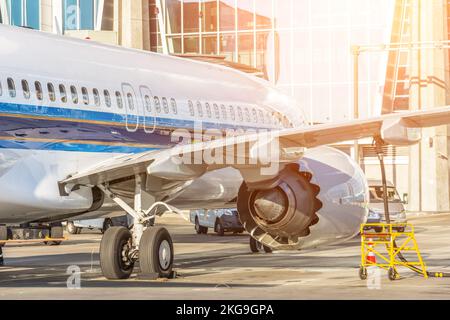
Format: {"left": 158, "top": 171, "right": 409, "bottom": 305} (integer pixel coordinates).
{"left": 139, "top": 85, "right": 156, "bottom": 133}
{"left": 122, "top": 83, "right": 139, "bottom": 132}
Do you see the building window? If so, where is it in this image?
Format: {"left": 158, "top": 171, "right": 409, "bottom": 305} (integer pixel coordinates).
{"left": 7, "top": 78, "right": 16, "bottom": 98}
{"left": 63, "top": 0, "right": 98, "bottom": 31}
{"left": 144, "top": 95, "right": 152, "bottom": 112}
{"left": 205, "top": 103, "right": 212, "bottom": 118}
{"left": 59, "top": 84, "right": 67, "bottom": 103}
{"left": 70, "top": 85, "right": 78, "bottom": 104}
{"left": 170, "top": 98, "right": 177, "bottom": 114}
{"left": 154, "top": 97, "right": 161, "bottom": 113}
{"left": 22, "top": 80, "right": 30, "bottom": 99}
{"left": 115, "top": 91, "right": 123, "bottom": 109}
{"left": 126, "top": 93, "right": 134, "bottom": 110}
{"left": 6, "top": 0, "right": 41, "bottom": 30}
{"left": 81, "top": 87, "right": 89, "bottom": 105}
{"left": 35, "top": 81, "right": 43, "bottom": 101}
{"left": 93, "top": 88, "right": 100, "bottom": 106}
{"left": 47, "top": 83, "right": 56, "bottom": 102}
{"left": 196, "top": 101, "right": 203, "bottom": 117}
{"left": 188, "top": 100, "right": 195, "bottom": 116}
{"left": 104, "top": 90, "right": 111, "bottom": 107}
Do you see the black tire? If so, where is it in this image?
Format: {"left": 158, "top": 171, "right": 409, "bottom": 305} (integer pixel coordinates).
{"left": 139, "top": 227, "right": 174, "bottom": 278}
{"left": 195, "top": 217, "right": 202, "bottom": 235}
{"left": 396, "top": 227, "right": 405, "bottom": 233}
{"left": 215, "top": 220, "right": 225, "bottom": 236}
{"left": 102, "top": 218, "right": 113, "bottom": 234}
{"left": 263, "top": 245, "right": 273, "bottom": 253}
{"left": 374, "top": 227, "right": 383, "bottom": 233}
{"left": 0, "top": 226, "right": 7, "bottom": 248}
{"left": 249, "top": 237, "right": 262, "bottom": 253}
{"left": 359, "top": 266, "right": 368, "bottom": 280}
{"left": 66, "top": 222, "right": 78, "bottom": 235}
{"left": 388, "top": 267, "right": 398, "bottom": 281}
{"left": 100, "top": 227, "right": 134, "bottom": 280}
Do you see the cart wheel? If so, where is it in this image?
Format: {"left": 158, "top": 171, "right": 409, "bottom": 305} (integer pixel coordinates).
{"left": 388, "top": 267, "right": 398, "bottom": 281}
{"left": 359, "top": 266, "right": 368, "bottom": 280}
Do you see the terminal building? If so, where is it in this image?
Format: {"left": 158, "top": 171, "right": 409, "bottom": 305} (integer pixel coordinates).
{"left": 1, "top": 0, "right": 450, "bottom": 213}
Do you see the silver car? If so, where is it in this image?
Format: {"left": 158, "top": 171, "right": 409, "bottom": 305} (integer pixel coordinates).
{"left": 190, "top": 209, "right": 245, "bottom": 236}
{"left": 366, "top": 179, "right": 407, "bottom": 232}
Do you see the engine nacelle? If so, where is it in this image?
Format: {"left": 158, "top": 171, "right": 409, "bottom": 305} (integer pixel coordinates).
{"left": 238, "top": 163, "right": 322, "bottom": 249}
{"left": 237, "top": 146, "right": 368, "bottom": 250}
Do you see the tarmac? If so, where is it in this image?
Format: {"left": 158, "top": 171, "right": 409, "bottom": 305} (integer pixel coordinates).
{"left": 1, "top": 212, "right": 450, "bottom": 300}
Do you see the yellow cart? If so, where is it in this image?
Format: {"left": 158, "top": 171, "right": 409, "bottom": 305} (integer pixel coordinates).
{"left": 360, "top": 223, "right": 428, "bottom": 280}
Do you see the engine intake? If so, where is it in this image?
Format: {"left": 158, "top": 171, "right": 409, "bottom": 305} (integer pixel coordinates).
{"left": 237, "top": 164, "right": 322, "bottom": 250}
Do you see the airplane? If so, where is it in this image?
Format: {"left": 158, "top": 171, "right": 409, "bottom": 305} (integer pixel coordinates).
{"left": 1, "top": 24, "right": 450, "bottom": 280}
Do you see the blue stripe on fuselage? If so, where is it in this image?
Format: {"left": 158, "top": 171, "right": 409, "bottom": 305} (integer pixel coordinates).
{"left": 0, "top": 101, "right": 272, "bottom": 153}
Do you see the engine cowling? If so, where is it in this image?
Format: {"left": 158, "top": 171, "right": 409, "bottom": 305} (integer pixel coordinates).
{"left": 237, "top": 163, "right": 323, "bottom": 250}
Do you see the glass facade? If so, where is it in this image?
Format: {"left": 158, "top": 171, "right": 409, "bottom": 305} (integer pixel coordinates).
{"left": 63, "top": 0, "right": 98, "bottom": 31}
{"left": 6, "top": 0, "right": 40, "bottom": 30}
{"left": 159, "top": 0, "right": 396, "bottom": 124}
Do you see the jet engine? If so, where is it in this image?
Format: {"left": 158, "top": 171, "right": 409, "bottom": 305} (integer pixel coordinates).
{"left": 237, "top": 163, "right": 323, "bottom": 250}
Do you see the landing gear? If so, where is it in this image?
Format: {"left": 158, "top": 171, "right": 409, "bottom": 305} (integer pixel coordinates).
{"left": 249, "top": 237, "right": 273, "bottom": 253}
{"left": 139, "top": 227, "right": 173, "bottom": 278}
{"left": 100, "top": 227, "right": 135, "bottom": 279}
{"left": 97, "top": 175, "right": 178, "bottom": 280}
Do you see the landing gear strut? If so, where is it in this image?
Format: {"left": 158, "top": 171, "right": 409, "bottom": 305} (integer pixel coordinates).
{"left": 97, "top": 175, "right": 176, "bottom": 280}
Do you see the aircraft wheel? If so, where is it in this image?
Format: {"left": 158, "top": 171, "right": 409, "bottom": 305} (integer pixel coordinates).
{"left": 139, "top": 227, "right": 174, "bottom": 278}
{"left": 249, "top": 237, "right": 262, "bottom": 253}
{"left": 100, "top": 227, "right": 134, "bottom": 280}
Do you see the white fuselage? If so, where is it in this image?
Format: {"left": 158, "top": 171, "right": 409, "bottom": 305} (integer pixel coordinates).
{"left": 0, "top": 25, "right": 368, "bottom": 249}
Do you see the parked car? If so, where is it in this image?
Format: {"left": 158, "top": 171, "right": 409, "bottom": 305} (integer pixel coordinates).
{"left": 190, "top": 209, "right": 245, "bottom": 236}
{"left": 65, "top": 216, "right": 129, "bottom": 234}
{"left": 365, "top": 179, "right": 407, "bottom": 232}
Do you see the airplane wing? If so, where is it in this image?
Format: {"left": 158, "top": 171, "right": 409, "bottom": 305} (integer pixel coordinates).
{"left": 59, "top": 105, "right": 450, "bottom": 191}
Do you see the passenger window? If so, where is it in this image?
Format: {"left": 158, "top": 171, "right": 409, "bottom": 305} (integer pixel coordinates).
{"left": 252, "top": 108, "right": 258, "bottom": 123}
{"left": 115, "top": 91, "right": 123, "bottom": 109}
{"left": 104, "top": 90, "right": 111, "bottom": 107}
{"left": 229, "top": 105, "right": 235, "bottom": 121}
{"left": 127, "top": 93, "right": 134, "bottom": 110}
{"left": 70, "top": 86, "right": 78, "bottom": 104}
{"left": 47, "top": 83, "right": 56, "bottom": 102}
{"left": 197, "top": 101, "right": 203, "bottom": 117}
{"left": 81, "top": 87, "right": 89, "bottom": 105}
{"left": 244, "top": 107, "right": 251, "bottom": 123}
{"left": 22, "top": 80, "right": 30, "bottom": 99}
{"left": 162, "top": 98, "right": 169, "bottom": 113}
{"left": 35, "top": 81, "right": 43, "bottom": 101}
{"left": 93, "top": 89, "right": 100, "bottom": 106}
{"left": 237, "top": 106, "right": 243, "bottom": 122}
{"left": 154, "top": 97, "right": 161, "bottom": 113}
{"left": 205, "top": 103, "right": 212, "bottom": 118}
{"left": 221, "top": 105, "right": 227, "bottom": 120}
{"left": 258, "top": 110, "right": 264, "bottom": 124}
{"left": 59, "top": 84, "right": 67, "bottom": 103}
{"left": 188, "top": 100, "right": 195, "bottom": 116}
{"left": 170, "top": 98, "right": 178, "bottom": 114}
{"left": 213, "top": 104, "right": 220, "bottom": 119}
{"left": 7, "top": 78, "right": 16, "bottom": 98}
{"left": 144, "top": 95, "right": 152, "bottom": 112}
